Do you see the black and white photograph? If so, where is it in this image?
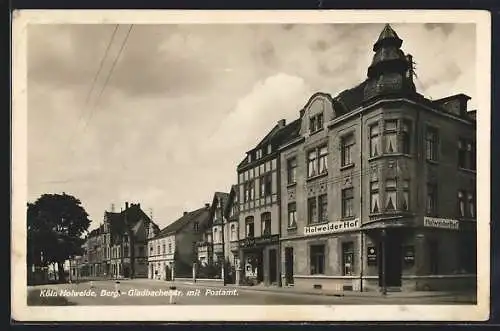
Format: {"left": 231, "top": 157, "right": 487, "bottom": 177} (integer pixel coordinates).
{"left": 12, "top": 10, "right": 490, "bottom": 321}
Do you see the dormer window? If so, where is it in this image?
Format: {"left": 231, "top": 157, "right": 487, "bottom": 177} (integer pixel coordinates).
{"left": 256, "top": 149, "right": 262, "bottom": 159}
{"left": 309, "top": 113, "right": 324, "bottom": 133}
{"left": 267, "top": 144, "right": 272, "bottom": 154}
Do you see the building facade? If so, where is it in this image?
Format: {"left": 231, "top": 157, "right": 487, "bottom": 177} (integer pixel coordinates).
{"left": 278, "top": 24, "right": 476, "bottom": 292}
{"left": 236, "top": 119, "right": 301, "bottom": 286}
{"left": 148, "top": 205, "right": 211, "bottom": 280}
{"left": 75, "top": 202, "right": 159, "bottom": 279}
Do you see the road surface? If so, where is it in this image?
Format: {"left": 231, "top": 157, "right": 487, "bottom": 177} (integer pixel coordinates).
{"left": 28, "top": 279, "right": 476, "bottom": 306}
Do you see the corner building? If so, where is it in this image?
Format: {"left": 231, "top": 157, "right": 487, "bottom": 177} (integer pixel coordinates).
{"left": 279, "top": 24, "right": 477, "bottom": 292}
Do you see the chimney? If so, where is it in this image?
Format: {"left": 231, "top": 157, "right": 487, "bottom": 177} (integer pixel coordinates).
{"left": 300, "top": 109, "right": 305, "bottom": 117}
{"left": 278, "top": 119, "right": 286, "bottom": 127}
{"left": 125, "top": 202, "right": 129, "bottom": 210}
{"left": 184, "top": 211, "right": 188, "bottom": 216}
{"left": 137, "top": 203, "right": 141, "bottom": 209}
{"left": 205, "top": 203, "right": 210, "bottom": 209}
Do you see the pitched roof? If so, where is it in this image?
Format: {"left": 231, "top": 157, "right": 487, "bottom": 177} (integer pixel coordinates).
{"left": 237, "top": 118, "right": 302, "bottom": 169}
{"left": 154, "top": 207, "right": 210, "bottom": 239}
{"left": 333, "top": 80, "right": 369, "bottom": 114}
{"left": 105, "top": 203, "right": 154, "bottom": 236}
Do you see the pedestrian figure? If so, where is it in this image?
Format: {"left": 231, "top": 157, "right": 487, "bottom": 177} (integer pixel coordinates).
{"left": 89, "top": 281, "right": 94, "bottom": 288}
{"left": 115, "top": 281, "right": 121, "bottom": 294}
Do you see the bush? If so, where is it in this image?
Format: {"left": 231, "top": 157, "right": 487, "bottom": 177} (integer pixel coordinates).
{"left": 196, "top": 262, "right": 221, "bottom": 279}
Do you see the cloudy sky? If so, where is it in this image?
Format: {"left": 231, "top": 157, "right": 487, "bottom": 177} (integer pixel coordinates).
{"left": 27, "top": 22, "right": 476, "bottom": 231}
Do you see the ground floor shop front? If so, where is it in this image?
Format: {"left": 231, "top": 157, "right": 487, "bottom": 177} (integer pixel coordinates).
{"left": 148, "top": 259, "right": 174, "bottom": 280}
{"left": 237, "top": 234, "right": 280, "bottom": 286}
{"left": 280, "top": 220, "right": 476, "bottom": 292}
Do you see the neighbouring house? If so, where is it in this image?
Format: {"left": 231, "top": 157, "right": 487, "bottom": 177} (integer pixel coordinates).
{"left": 148, "top": 204, "right": 211, "bottom": 280}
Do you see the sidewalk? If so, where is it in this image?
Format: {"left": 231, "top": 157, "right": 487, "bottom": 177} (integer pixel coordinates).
{"left": 131, "top": 278, "right": 475, "bottom": 299}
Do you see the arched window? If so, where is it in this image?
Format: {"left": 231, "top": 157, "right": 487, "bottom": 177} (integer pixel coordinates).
{"left": 213, "top": 228, "right": 218, "bottom": 243}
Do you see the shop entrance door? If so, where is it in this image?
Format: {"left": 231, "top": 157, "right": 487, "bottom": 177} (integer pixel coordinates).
{"left": 378, "top": 231, "right": 402, "bottom": 287}
{"left": 269, "top": 249, "right": 277, "bottom": 284}
{"left": 284, "top": 247, "right": 294, "bottom": 285}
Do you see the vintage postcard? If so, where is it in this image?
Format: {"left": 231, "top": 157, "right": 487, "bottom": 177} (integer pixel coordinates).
{"left": 12, "top": 9, "right": 491, "bottom": 322}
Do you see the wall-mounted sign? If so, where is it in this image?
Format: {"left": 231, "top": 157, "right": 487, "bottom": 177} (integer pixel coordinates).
{"left": 403, "top": 245, "right": 415, "bottom": 264}
{"left": 239, "top": 234, "right": 279, "bottom": 248}
{"left": 424, "top": 217, "right": 459, "bottom": 230}
{"left": 367, "top": 246, "right": 377, "bottom": 265}
{"left": 304, "top": 219, "right": 360, "bottom": 236}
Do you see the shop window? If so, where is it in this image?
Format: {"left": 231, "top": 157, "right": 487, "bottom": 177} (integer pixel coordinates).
{"left": 288, "top": 202, "right": 297, "bottom": 228}
{"left": 385, "top": 179, "right": 397, "bottom": 211}
{"left": 468, "top": 192, "right": 475, "bottom": 218}
{"left": 261, "top": 212, "right": 271, "bottom": 236}
{"left": 425, "top": 127, "right": 439, "bottom": 161}
{"left": 318, "top": 194, "right": 328, "bottom": 223}
{"left": 287, "top": 157, "right": 297, "bottom": 184}
{"left": 341, "top": 188, "right": 354, "bottom": 218}
{"left": 341, "top": 133, "right": 355, "bottom": 167}
{"left": 369, "top": 124, "right": 380, "bottom": 157}
{"left": 310, "top": 244, "right": 325, "bottom": 275}
{"left": 308, "top": 197, "right": 318, "bottom": 224}
{"left": 342, "top": 242, "right": 355, "bottom": 276}
{"left": 458, "top": 190, "right": 466, "bottom": 217}
{"left": 245, "top": 216, "right": 254, "bottom": 238}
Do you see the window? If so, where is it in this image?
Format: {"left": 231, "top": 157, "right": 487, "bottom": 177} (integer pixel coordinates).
{"left": 370, "top": 181, "right": 380, "bottom": 213}
{"left": 342, "top": 188, "right": 354, "bottom": 218}
{"left": 429, "top": 240, "right": 439, "bottom": 275}
{"left": 260, "top": 173, "right": 272, "bottom": 197}
{"left": 230, "top": 224, "right": 236, "bottom": 241}
{"left": 309, "top": 113, "right": 324, "bottom": 133}
{"left": 370, "top": 124, "right": 380, "bottom": 157}
{"left": 261, "top": 212, "right": 271, "bottom": 236}
{"left": 400, "top": 120, "right": 411, "bottom": 154}
{"left": 124, "top": 235, "right": 128, "bottom": 243}
{"left": 308, "top": 197, "right": 318, "bottom": 224}
{"left": 256, "top": 149, "right": 262, "bottom": 159}
{"left": 385, "top": 179, "right": 397, "bottom": 211}
{"left": 244, "top": 180, "right": 255, "bottom": 202}
{"left": 425, "top": 127, "right": 439, "bottom": 161}
{"left": 307, "top": 150, "right": 318, "bottom": 177}
{"left": 288, "top": 202, "right": 297, "bottom": 228}
{"left": 162, "top": 243, "right": 166, "bottom": 254}
{"left": 150, "top": 244, "right": 154, "bottom": 255}
{"left": 193, "top": 222, "right": 199, "bottom": 233}
{"left": 402, "top": 180, "right": 410, "bottom": 211}
{"left": 318, "top": 194, "right": 328, "bottom": 223}
{"left": 124, "top": 246, "right": 129, "bottom": 257}
{"left": 319, "top": 146, "right": 328, "bottom": 174}
{"left": 245, "top": 216, "right": 254, "bottom": 238}
{"left": 308, "top": 145, "right": 328, "bottom": 177}
{"left": 458, "top": 138, "right": 476, "bottom": 170}
{"left": 341, "top": 134, "right": 355, "bottom": 167}
{"left": 426, "top": 183, "right": 438, "bottom": 216}
{"left": 458, "top": 190, "right": 466, "bottom": 217}
{"left": 310, "top": 245, "right": 325, "bottom": 275}
{"left": 157, "top": 245, "right": 160, "bottom": 255}
{"left": 287, "top": 158, "right": 297, "bottom": 184}
{"left": 213, "top": 228, "right": 218, "bottom": 243}
{"left": 384, "top": 120, "right": 398, "bottom": 154}
{"left": 168, "top": 243, "right": 172, "bottom": 254}
{"left": 267, "top": 144, "right": 272, "bottom": 155}
{"left": 342, "top": 242, "right": 354, "bottom": 276}
{"left": 468, "top": 192, "right": 475, "bottom": 218}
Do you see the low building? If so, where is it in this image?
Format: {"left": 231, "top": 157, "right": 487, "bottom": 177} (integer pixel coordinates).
{"left": 278, "top": 24, "right": 476, "bottom": 292}
{"left": 148, "top": 204, "right": 211, "bottom": 280}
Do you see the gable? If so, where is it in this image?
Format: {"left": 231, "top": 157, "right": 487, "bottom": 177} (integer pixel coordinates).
{"left": 299, "top": 93, "right": 336, "bottom": 136}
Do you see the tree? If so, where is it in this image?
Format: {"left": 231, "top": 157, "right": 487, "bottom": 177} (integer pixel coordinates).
{"left": 27, "top": 193, "right": 91, "bottom": 282}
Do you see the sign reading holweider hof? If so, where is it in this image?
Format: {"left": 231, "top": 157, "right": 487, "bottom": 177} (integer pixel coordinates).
{"left": 304, "top": 219, "right": 360, "bottom": 236}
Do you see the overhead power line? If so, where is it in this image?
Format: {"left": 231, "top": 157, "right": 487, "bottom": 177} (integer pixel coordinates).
{"left": 78, "top": 24, "right": 134, "bottom": 138}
